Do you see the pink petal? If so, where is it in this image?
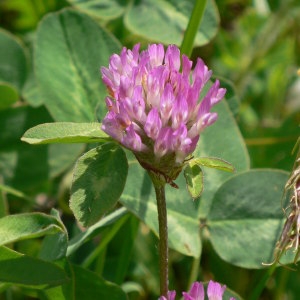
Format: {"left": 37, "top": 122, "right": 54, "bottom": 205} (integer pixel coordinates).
{"left": 207, "top": 281, "right": 226, "bottom": 300}
{"left": 182, "top": 281, "right": 205, "bottom": 300}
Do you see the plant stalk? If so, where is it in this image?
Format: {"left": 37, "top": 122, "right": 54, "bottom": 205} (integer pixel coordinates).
{"left": 149, "top": 172, "right": 169, "bottom": 298}
{"left": 180, "top": 0, "right": 208, "bottom": 57}
{"left": 248, "top": 263, "right": 277, "bottom": 300}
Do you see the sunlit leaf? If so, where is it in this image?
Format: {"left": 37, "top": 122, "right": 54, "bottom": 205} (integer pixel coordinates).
{"left": 0, "top": 212, "right": 66, "bottom": 246}
{"left": 35, "top": 9, "right": 121, "bottom": 122}
{"left": 22, "top": 122, "right": 109, "bottom": 145}
{"left": 70, "top": 143, "right": 128, "bottom": 227}
{"left": 193, "top": 157, "right": 235, "bottom": 173}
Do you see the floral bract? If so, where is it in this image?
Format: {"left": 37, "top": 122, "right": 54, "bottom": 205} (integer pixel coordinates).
{"left": 101, "top": 44, "right": 226, "bottom": 181}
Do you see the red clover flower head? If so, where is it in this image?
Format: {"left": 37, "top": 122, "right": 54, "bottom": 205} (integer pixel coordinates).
{"left": 101, "top": 44, "right": 226, "bottom": 181}
{"left": 159, "top": 281, "right": 235, "bottom": 300}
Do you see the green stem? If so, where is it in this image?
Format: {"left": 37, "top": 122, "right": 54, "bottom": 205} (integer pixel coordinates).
{"left": 274, "top": 268, "right": 289, "bottom": 300}
{"left": 187, "top": 256, "right": 201, "bottom": 289}
{"left": 180, "top": 0, "right": 208, "bottom": 57}
{"left": 248, "top": 264, "right": 277, "bottom": 300}
{"left": 149, "top": 172, "right": 169, "bottom": 298}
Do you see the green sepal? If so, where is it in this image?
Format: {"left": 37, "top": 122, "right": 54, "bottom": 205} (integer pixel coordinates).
{"left": 193, "top": 157, "right": 235, "bottom": 173}
{"left": 184, "top": 162, "right": 204, "bottom": 199}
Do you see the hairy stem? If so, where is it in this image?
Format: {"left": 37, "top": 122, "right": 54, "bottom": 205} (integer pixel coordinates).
{"left": 149, "top": 172, "right": 169, "bottom": 297}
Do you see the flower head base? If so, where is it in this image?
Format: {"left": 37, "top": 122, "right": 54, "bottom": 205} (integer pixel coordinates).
{"left": 159, "top": 281, "right": 235, "bottom": 300}
{"left": 101, "top": 44, "right": 226, "bottom": 182}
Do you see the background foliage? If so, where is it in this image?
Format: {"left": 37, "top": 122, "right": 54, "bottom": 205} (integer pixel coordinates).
{"left": 0, "top": 0, "right": 299, "bottom": 299}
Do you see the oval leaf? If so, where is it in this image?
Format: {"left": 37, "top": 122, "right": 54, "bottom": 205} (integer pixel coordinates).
{"left": 35, "top": 9, "right": 121, "bottom": 122}
{"left": 184, "top": 163, "right": 204, "bottom": 199}
{"left": 207, "top": 169, "right": 289, "bottom": 269}
{"left": 22, "top": 122, "right": 109, "bottom": 145}
{"left": 70, "top": 143, "right": 128, "bottom": 227}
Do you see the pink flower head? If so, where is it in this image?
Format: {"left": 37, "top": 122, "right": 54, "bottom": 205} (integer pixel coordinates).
{"left": 159, "top": 290, "right": 176, "bottom": 300}
{"left": 183, "top": 281, "right": 234, "bottom": 300}
{"left": 160, "top": 281, "right": 235, "bottom": 300}
{"left": 101, "top": 44, "right": 226, "bottom": 180}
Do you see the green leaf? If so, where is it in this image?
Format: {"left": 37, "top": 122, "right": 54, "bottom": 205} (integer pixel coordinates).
{"left": 35, "top": 9, "right": 121, "bottom": 122}
{"left": 0, "top": 83, "right": 19, "bottom": 110}
{"left": 0, "top": 29, "right": 27, "bottom": 92}
{"left": 0, "top": 106, "right": 83, "bottom": 190}
{"left": 102, "top": 215, "right": 139, "bottom": 284}
{"left": 70, "top": 143, "right": 128, "bottom": 227}
{"left": 0, "top": 246, "right": 68, "bottom": 288}
{"left": 124, "top": 0, "right": 219, "bottom": 46}
{"left": 193, "top": 157, "right": 235, "bottom": 173}
{"left": 67, "top": 207, "right": 128, "bottom": 256}
{"left": 39, "top": 209, "right": 68, "bottom": 261}
{"left": 22, "top": 122, "right": 109, "bottom": 144}
{"left": 67, "top": 0, "right": 129, "bottom": 20}
{"left": 207, "top": 169, "right": 289, "bottom": 269}
{"left": 40, "top": 262, "right": 127, "bottom": 300}
{"left": 0, "top": 212, "right": 66, "bottom": 246}
{"left": 195, "top": 100, "right": 250, "bottom": 217}
{"left": 39, "top": 259, "right": 74, "bottom": 300}
{"left": 184, "top": 163, "right": 204, "bottom": 199}
{"left": 72, "top": 264, "right": 127, "bottom": 299}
